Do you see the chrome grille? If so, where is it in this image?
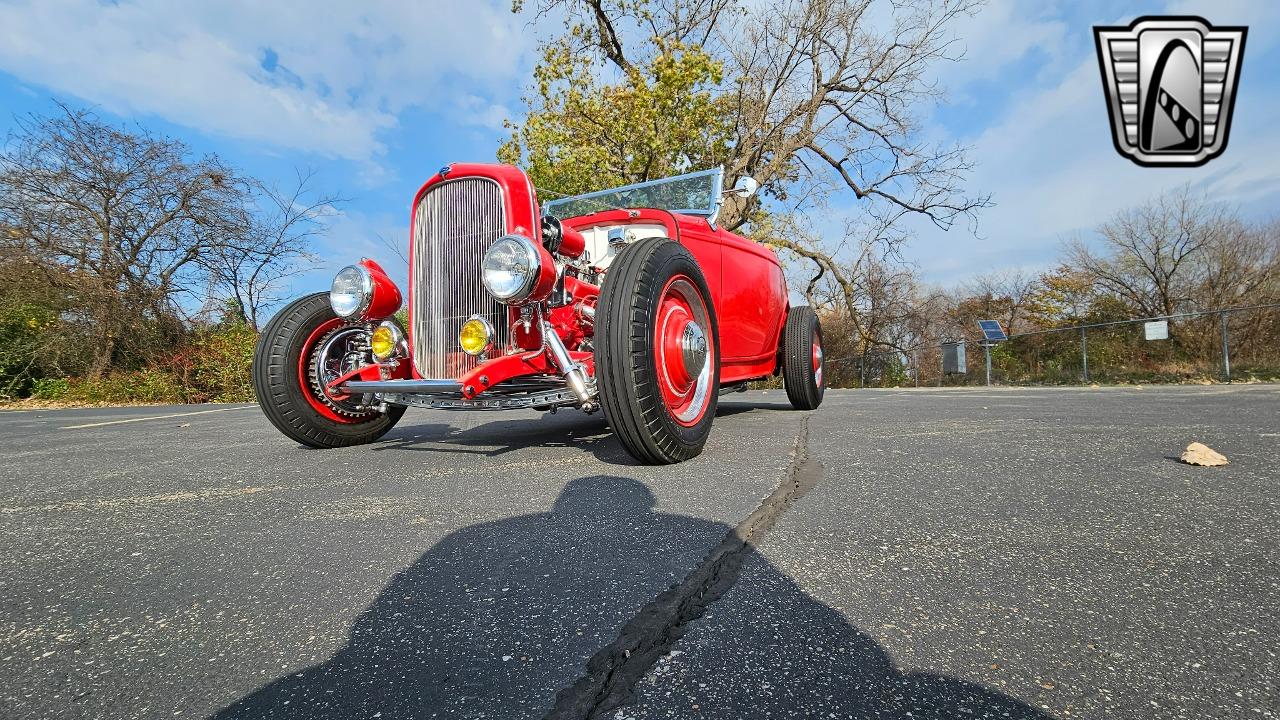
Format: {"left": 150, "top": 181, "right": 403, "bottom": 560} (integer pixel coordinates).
{"left": 411, "top": 178, "right": 509, "bottom": 379}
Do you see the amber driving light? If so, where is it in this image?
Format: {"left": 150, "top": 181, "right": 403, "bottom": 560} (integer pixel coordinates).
{"left": 458, "top": 316, "right": 493, "bottom": 356}
{"left": 370, "top": 321, "right": 404, "bottom": 361}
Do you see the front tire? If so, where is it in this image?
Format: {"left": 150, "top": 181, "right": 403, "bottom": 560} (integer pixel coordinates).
{"left": 782, "top": 305, "right": 825, "bottom": 410}
{"left": 595, "top": 237, "right": 720, "bottom": 464}
{"left": 252, "top": 292, "right": 405, "bottom": 448}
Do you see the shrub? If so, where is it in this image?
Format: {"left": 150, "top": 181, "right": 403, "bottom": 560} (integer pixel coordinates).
{"left": 5, "top": 321, "right": 259, "bottom": 406}
{"left": 30, "top": 377, "right": 69, "bottom": 400}
{"left": 30, "top": 369, "right": 191, "bottom": 405}
{"left": 0, "top": 301, "right": 58, "bottom": 399}
{"left": 190, "top": 323, "right": 258, "bottom": 402}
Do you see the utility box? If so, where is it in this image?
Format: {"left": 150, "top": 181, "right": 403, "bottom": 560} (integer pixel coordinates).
{"left": 942, "top": 341, "right": 967, "bottom": 374}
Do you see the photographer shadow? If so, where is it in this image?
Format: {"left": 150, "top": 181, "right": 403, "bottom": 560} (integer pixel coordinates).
{"left": 213, "top": 476, "right": 1048, "bottom": 719}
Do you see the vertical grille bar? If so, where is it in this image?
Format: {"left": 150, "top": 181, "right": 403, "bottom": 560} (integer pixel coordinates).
{"left": 410, "top": 178, "right": 508, "bottom": 379}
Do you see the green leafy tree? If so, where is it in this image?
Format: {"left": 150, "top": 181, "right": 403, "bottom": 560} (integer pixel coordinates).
{"left": 499, "top": 39, "right": 731, "bottom": 196}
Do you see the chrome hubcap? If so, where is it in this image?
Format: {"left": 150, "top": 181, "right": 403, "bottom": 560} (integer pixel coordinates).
{"left": 680, "top": 322, "right": 708, "bottom": 379}
{"left": 813, "top": 340, "right": 824, "bottom": 387}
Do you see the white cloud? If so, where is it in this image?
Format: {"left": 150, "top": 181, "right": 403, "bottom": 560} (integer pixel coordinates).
{"left": 287, "top": 209, "right": 410, "bottom": 299}
{"left": 0, "top": 0, "right": 529, "bottom": 162}
{"left": 459, "top": 95, "right": 513, "bottom": 132}
{"left": 933, "top": 0, "right": 1069, "bottom": 97}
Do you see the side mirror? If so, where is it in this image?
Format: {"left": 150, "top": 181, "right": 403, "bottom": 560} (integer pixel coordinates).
{"left": 726, "top": 175, "right": 759, "bottom": 199}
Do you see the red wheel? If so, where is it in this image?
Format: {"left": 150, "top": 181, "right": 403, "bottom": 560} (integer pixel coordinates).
{"left": 782, "top": 305, "right": 825, "bottom": 410}
{"left": 297, "top": 317, "right": 405, "bottom": 425}
{"left": 296, "top": 318, "right": 371, "bottom": 423}
{"left": 812, "top": 335, "right": 824, "bottom": 388}
{"left": 596, "top": 238, "right": 720, "bottom": 464}
{"left": 653, "top": 275, "right": 714, "bottom": 427}
{"left": 253, "top": 293, "right": 404, "bottom": 448}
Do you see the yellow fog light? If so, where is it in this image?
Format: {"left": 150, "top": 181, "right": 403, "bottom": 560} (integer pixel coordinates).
{"left": 459, "top": 316, "right": 493, "bottom": 356}
{"left": 370, "top": 321, "right": 403, "bottom": 361}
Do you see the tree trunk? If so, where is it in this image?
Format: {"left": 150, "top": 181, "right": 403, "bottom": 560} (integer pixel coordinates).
{"left": 87, "top": 332, "right": 115, "bottom": 380}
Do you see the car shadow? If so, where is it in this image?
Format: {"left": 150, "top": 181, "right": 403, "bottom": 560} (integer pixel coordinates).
{"left": 212, "top": 476, "right": 1050, "bottom": 720}
{"left": 714, "top": 399, "right": 795, "bottom": 415}
{"left": 377, "top": 411, "right": 622, "bottom": 460}
{"left": 374, "top": 398, "right": 803, "bottom": 465}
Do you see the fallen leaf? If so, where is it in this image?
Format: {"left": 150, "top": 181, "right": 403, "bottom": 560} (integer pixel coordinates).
{"left": 1180, "top": 442, "right": 1229, "bottom": 467}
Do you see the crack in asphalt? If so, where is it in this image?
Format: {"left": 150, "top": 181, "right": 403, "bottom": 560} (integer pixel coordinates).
{"left": 544, "top": 414, "right": 823, "bottom": 719}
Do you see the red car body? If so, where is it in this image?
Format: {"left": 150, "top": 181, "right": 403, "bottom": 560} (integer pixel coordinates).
{"left": 405, "top": 163, "right": 788, "bottom": 389}
{"left": 253, "top": 163, "right": 824, "bottom": 464}
{"left": 324, "top": 163, "right": 789, "bottom": 398}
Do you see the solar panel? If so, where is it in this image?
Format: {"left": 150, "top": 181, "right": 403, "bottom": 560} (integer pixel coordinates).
{"left": 977, "top": 319, "right": 1007, "bottom": 341}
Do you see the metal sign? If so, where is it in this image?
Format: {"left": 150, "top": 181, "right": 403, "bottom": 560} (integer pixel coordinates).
{"left": 1144, "top": 320, "right": 1169, "bottom": 340}
{"left": 942, "top": 341, "right": 967, "bottom": 375}
{"left": 977, "top": 320, "right": 1007, "bottom": 342}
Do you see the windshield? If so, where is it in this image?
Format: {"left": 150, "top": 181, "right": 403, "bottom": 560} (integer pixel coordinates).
{"left": 542, "top": 167, "right": 724, "bottom": 219}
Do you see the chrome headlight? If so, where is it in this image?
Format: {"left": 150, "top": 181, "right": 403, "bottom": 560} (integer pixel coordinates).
{"left": 330, "top": 265, "right": 372, "bottom": 318}
{"left": 481, "top": 234, "right": 540, "bottom": 303}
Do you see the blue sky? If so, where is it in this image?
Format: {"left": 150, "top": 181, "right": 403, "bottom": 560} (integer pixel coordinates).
{"left": 1, "top": 0, "right": 1277, "bottom": 299}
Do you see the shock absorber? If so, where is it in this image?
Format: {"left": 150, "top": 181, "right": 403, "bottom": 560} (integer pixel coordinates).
{"left": 542, "top": 318, "right": 592, "bottom": 403}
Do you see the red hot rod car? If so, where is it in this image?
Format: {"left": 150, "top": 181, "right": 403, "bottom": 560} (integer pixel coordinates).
{"left": 252, "top": 164, "right": 824, "bottom": 464}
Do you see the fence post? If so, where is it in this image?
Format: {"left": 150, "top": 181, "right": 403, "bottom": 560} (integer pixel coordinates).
{"left": 1221, "top": 311, "right": 1231, "bottom": 382}
{"left": 1080, "top": 327, "right": 1089, "bottom": 382}
{"left": 914, "top": 351, "right": 919, "bottom": 387}
{"left": 860, "top": 354, "right": 866, "bottom": 388}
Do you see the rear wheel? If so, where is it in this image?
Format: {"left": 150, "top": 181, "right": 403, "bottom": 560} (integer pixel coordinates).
{"left": 782, "top": 305, "right": 825, "bottom": 410}
{"left": 252, "top": 292, "right": 405, "bottom": 448}
{"left": 595, "top": 237, "right": 720, "bottom": 464}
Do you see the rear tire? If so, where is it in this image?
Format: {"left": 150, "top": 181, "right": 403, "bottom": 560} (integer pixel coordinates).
{"left": 595, "top": 238, "right": 720, "bottom": 464}
{"left": 252, "top": 292, "right": 405, "bottom": 448}
{"left": 782, "top": 305, "right": 824, "bottom": 410}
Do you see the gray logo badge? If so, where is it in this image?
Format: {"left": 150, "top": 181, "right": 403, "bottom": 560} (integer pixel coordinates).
{"left": 1094, "top": 16, "right": 1246, "bottom": 167}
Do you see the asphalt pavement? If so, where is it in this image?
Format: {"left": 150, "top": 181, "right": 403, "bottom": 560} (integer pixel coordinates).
{"left": 1, "top": 385, "right": 1277, "bottom": 719}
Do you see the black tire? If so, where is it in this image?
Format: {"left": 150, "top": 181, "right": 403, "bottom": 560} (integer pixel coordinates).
{"left": 252, "top": 292, "right": 405, "bottom": 448}
{"left": 782, "top": 305, "right": 825, "bottom": 410}
{"left": 595, "top": 237, "right": 720, "bottom": 464}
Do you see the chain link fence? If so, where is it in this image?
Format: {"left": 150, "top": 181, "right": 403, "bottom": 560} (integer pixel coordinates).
{"left": 822, "top": 303, "right": 1280, "bottom": 388}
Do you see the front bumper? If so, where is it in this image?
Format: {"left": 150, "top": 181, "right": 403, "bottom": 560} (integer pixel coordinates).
{"left": 339, "top": 376, "right": 590, "bottom": 411}
{"left": 341, "top": 379, "right": 462, "bottom": 394}
{"left": 337, "top": 317, "right": 596, "bottom": 411}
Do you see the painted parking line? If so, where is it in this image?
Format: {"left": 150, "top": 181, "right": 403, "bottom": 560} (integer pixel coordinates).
{"left": 59, "top": 405, "right": 256, "bottom": 430}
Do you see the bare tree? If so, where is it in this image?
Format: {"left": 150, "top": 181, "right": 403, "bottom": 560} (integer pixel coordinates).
{"left": 963, "top": 268, "right": 1040, "bottom": 335}
{"left": 717, "top": 0, "right": 988, "bottom": 231}
{"left": 201, "top": 171, "right": 336, "bottom": 328}
{"left": 0, "top": 105, "right": 333, "bottom": 373}
{"left": 1196, "top": 218, "right": 1280, "bottom": 310}
{"left": 0, "top": 105, "right": 256, "bottom": 375}
{"left": 1066, "top": 186, "right": 1233, "bottom": 319}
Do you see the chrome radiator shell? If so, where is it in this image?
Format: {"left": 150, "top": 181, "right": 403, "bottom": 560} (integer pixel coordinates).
{"left": 410, "top": 178, "right": 510, "bottom": 379}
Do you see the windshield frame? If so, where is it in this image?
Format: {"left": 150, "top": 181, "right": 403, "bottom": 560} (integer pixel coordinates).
{"left": 540, "top": 166, "right": 725, "bottom": 221}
